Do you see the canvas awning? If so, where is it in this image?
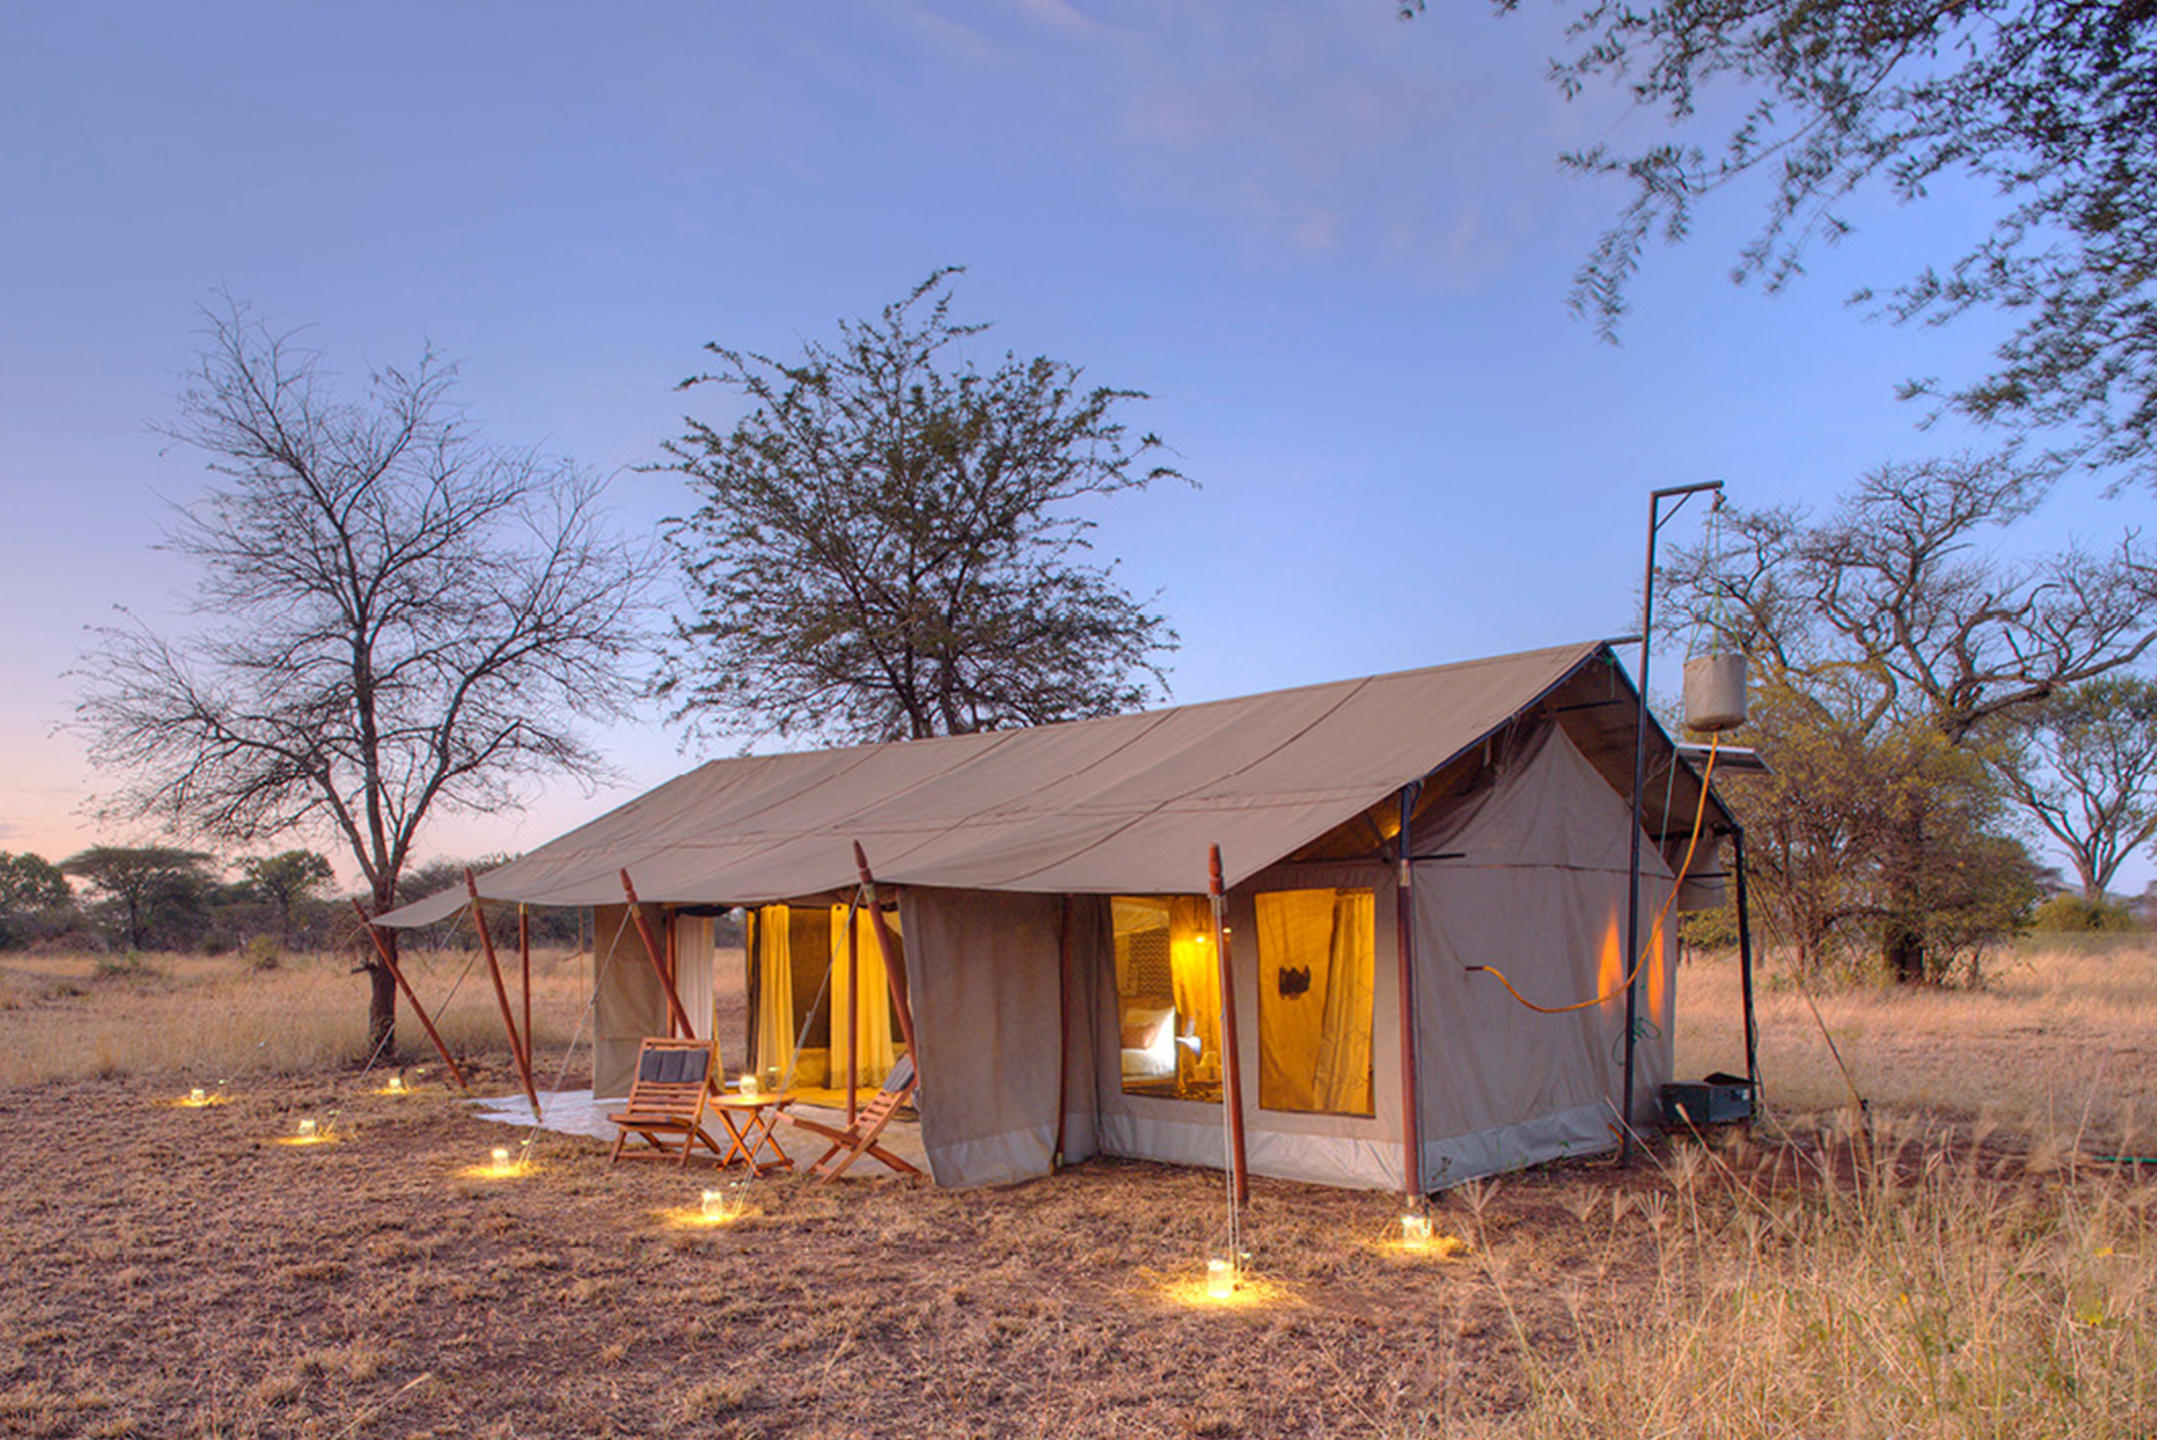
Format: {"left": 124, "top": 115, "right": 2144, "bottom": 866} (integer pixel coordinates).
{"left": 376, "top": 640, "right": 1721, "bottom": 927}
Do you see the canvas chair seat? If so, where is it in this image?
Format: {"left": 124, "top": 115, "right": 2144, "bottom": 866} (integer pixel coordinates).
{"left": 607, "top": 1036, "right": 726, "bottom": 1168}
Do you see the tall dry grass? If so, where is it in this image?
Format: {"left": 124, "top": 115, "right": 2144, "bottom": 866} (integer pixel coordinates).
{"left": 1491, "top": 1119, "right": 2157, "bottom": 1438}
{"left": 0, "top": 948, "right": 592, "bottom": 1086}
{"left": 1676, "top": 938, "right": 2157, "bottom": 1156}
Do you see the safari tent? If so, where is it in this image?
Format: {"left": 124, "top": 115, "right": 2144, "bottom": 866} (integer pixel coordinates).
{"left": 376, "top": 639, "right": 1744, "bottom": 1194}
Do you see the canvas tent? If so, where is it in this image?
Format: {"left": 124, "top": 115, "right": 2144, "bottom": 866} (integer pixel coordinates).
{"left": 377, "top": 639, "right": 1742, "bottom": 1194}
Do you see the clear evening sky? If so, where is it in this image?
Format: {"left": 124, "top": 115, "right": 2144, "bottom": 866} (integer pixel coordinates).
{"left": 2, "top": 2, "right": 2143, "bottom": 892}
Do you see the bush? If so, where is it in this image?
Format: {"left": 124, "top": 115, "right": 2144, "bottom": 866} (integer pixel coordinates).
{"left": 243, "top": 935, "right": 284, "bottom": 971}
{"left": 2029, "top": 893, "right": 2141, "bottom": 932}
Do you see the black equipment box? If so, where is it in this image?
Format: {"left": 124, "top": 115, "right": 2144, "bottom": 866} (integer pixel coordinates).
{"left": 1661, "top": 1074, "right": 1754, "bottom": 1127}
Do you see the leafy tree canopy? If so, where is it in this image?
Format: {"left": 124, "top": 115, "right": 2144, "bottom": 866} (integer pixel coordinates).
{"left": 1404, "top": 0, "right": 2157, "bottom": 485}
{"left": 659, "top": 269, "right": 1184, "bottom": 744}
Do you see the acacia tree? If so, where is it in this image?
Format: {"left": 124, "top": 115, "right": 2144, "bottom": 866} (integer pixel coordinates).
{"left": 59, "top": 846, "right": 215, "bottom": 953}
{"left": 76, "top": 304, "right": 651, "bottom": 1047}
{"left": 1986, "top": 676, "right": 2157, "bottom": 901}
{"left": 1662, "top": 456, "right": 2156, "bottom": 979}
{"left": 0, "top": 853, "right": 74, "bottom": 949}
{"left": 1403, "top": 0, "right": 2157, "bottom": 485}
{"left": 659, "top": 269, "right": 1182, "bottom": 743}
{"left": 238, "top": 849, "right": 335, "bottom": 948}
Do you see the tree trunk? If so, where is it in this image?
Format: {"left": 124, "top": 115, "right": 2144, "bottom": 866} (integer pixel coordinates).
{"left": 1883, "top": 921, "right": 1927, "bottom": 985}
{"left": 365, "top": 891, "right": 399, "bottom": 1056}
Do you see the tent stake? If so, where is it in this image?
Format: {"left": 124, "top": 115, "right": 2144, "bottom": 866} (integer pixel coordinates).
{"left": 851, "top": 844, "right": 917, "bottom": 1056}
{"left": 1732, "top": 827, "right": 1762, "bottom": 1101}
{"left": 1395, "top": 783, "right": 1424, "bottom": 1199}
{"left": 466, "top": 872, "right": 539, "bottom": 1117}
{"left": 619, "top": 870, "right": 697, "bottom": 1039}
{"left": 1207, "top": 845, "right": 1249, "bottom": 1209}
{"left": 350, "top": 899, "right": 468, "bottom": 1091}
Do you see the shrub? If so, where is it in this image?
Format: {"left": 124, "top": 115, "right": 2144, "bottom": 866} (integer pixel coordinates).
{"left": 2030, "top": 893, "right": 2141, "bottom": 933}
{"left": 244, "top": 935, "right": 284, "bottom": 971}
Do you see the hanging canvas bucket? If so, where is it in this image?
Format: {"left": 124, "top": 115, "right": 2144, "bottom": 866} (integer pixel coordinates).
{"left": 1682, "top": 652, "right": 1749, "bottom": 732}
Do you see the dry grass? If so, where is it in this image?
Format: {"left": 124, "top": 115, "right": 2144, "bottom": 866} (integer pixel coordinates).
{"left": 0, "top": 940, "right": 2149, "bottom": 1436}
{"left": 1676, "top": 938, "right": 2157, "bottom": 1155}
{"left": 0, "top": 948, "right": 592, "bottom": 1088}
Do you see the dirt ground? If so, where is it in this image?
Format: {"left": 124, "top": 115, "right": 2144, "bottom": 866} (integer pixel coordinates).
{"left": 0, "top": 1049, "right": 1711, "bottom": 1440}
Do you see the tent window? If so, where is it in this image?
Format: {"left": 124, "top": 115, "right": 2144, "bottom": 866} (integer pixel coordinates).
{"left": 1255, "top": 888, "right": 1375, "bottom": 1117}
{"left": 1112, "top": 895, "right": 1221, "bottom": 1103}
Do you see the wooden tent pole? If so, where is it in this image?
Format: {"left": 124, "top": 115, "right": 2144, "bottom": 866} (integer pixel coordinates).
{"left": 350, "top": 899, "right": 468, "bottom": 1090}
{"left": 518, "top": 905, "right": 532, "bottom": 1077}
{"left": 1208, "top": 845, "right": 1249, "bottom": 1208}
{"left": 619, "top": 870, "right": 697, "bottom": 1039}
{"left": 844, "top": 892, "right": 861, "bottom": 1125}
{"left": 1396, "top": 783, "right": 1424, "bottom": 1199}
{"left": 851, "top": 843, "right": 917, "bottom": 1056}
{"left": 466, "top": 872, "right": 539, "bottom": 1116}
{"left": 1054, "top": 894, "right": 1072, "bottom": 1170}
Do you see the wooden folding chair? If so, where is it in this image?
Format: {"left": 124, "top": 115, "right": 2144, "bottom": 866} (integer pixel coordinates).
{"left": 782, "top": 1054, "right": 923, "bottom": 1180}
{"left": 607, "top": 1036, "right": 726, "bottom": 1168}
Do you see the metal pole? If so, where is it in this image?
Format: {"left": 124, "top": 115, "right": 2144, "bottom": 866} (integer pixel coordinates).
{"left": 1395, "top": 782, "right": 1424, "bottom": 1199}
{"left": 1622, "top": 479, "right": 1723, "bottom": 1165}
{"left": 1732, "top": 826, "right": 1762, "bottom": 1101}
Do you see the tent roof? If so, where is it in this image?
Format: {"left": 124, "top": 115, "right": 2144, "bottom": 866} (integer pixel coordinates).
{"left": 377, "top": 639, "right": 1699, "bottom": 927}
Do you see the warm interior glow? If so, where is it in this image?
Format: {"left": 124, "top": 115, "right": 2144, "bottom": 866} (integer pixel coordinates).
{"left": 298, "top": 1118, "right": 319, "bottom": 1138}
{"left": 1596, "top": 914, "right": 1625, "bottom": 1007}
{"left": 1401, "top": 1213, "right": 1433, "bottom": 1249}
{"left": 387, "top": 1074, "right": 406, "bottom": 1093}
{"left": 1206, "top": 1256, "right": 1235, "bottom": 1299}
{"left": 190, "top": 1087, "right": 206, "bottom": 1105}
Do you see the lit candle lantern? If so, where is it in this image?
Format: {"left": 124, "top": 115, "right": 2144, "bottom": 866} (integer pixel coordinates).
{"left": 1401, "top": 1213, "right": 1434, "bottom": 1250}
{"left": 189, "top": 1087, "right": 206, "bottom": 1105}
{"left": 387, "top": 1074, "right": 406, "bottom": 1094}
{"left": 492, "top": 1145, "right": 511, "bottom": 1172}
{"left": 738, "top": 1074, "right": 759, "bottom": 1097}
{"left": 297, "top": 1117, "right": 318, "bottom": 1139}
{"left": 1206, "top": 1256, "right": 1235, "bottom": 1300}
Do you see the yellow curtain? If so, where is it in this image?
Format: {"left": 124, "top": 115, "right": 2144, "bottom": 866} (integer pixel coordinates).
{"left": 1256, "top": 888, "right": 1374, "bottom": 1115}
{"left": 1165, "top": 895, "right": 1219, "bottom": 1091}
{"left": 1312, "top": 891, "right": 1374, "bottom": 1114}
{"left": 753, "top": 904, "right": 794, "bottom": 1080}
{"left": 828, "top": 904, "right": 897, "bottom": 1086}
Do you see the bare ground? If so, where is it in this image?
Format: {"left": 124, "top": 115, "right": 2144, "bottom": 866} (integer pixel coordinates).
{"left": 0, "top": 1052, "right": 1704, "bottom": 1440}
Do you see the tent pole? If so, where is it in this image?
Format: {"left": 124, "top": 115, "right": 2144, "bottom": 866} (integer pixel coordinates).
{"left": 1395, "top": 782, "right": 1424, "bottom": 1199}
{"left": 1054, "top": 894, "right": 1072, "bottom": 1170}
{"left": 466, "top": 872, "right": 539, "bottom": 1116}
{"left": 619, "top": 870, "right": 697, "bottom": 1039}
{"left": 1732, "top": 826, "right": 1762, "bottom": 1101}
{"left": 845, "top": 891, "right": 861, "bottom": 1125}
{"left": 1207, "top": 845, "right": 1248, "bottom": 1209}
{"left": 350, "top": 899, "right": 467, "bottom": 1090}
{"left": 518, "top": 904, "right": 532, "bottom": 1079}
{"left": 851, "top": 843, "right": 917, "bottom": 1056}
{"left": 665, "top": 909, "right": 680, "bottom": 1036}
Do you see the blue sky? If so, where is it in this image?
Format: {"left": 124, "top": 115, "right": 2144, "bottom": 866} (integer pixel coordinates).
{"left": 2, "top": 1, "right": 2143, "bottom": 892}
